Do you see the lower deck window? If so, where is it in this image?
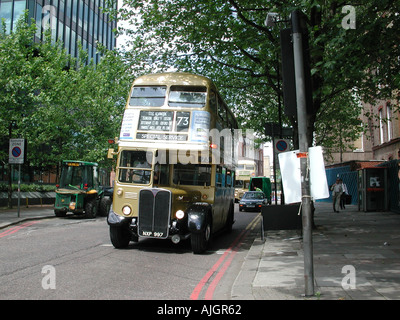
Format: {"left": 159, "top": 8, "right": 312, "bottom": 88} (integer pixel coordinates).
{"left": 173, "top": 164, "right": 211, "bottom": 186}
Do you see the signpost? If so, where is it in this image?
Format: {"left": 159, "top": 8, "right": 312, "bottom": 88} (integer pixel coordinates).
{"left": 9, "top": 139, "right": 25, "bottom": 217}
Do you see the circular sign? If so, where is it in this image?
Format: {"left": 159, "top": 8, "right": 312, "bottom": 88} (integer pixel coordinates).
{"left": 12, "top": 146, "right": 22, "bottom": 158}
{"left": 275, "top": 139, "right": 289, "bottom": 153}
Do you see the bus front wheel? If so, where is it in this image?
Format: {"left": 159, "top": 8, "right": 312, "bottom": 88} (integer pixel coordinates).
{"left": 110, "top": 226, "right": 131, "bottom": 248}
{"left": 191, "top": 220, "right": 211, "bottom": 254}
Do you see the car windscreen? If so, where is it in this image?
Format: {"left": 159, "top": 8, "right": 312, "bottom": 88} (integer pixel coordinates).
{"left": 243, "top": 192, "right": 264, "bottom": 199}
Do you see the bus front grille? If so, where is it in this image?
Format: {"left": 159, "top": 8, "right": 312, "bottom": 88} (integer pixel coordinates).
{"left": 138, "top": 189, "right": 171, "bottom": 239}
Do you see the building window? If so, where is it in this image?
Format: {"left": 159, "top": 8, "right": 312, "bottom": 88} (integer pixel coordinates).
{"left": 88, "top": 7, "right": 93, "bottom": 37}
{"left": 65, "top": 24, "right": 70, "bottom": 53}
{"left": 13, "top": 0, "right": 26, "bottom": 29}
{"left": 59, "top": 0, "right": 65, "bottom": 18}
{"left": 78, "top": 0, "right": 83, "bottom": 28}
{"left": 58, "top": 19, "right": 64, "bottom": 42}
{"left": 35, "top": 2, "right": 42, "bottom": 39}
{"left": 66, "top": 0, "right": 71, "bottom": 20}
{"left": 387, "top": 103, "right": 392, "bottom": 141}
{"left": 72, "top": 0, "right": 77, "bottom": 24}
{"left": 83, "top": 2, "right": 88, "bottom": 32}
{"left": 70, "top": 29, "right": 76, "bottom": 56}
{"left": 379, "top": 108, "right": 384, "bottom": 144}
{"left": 0, "top": 0, "right": 13, "bottom": 33}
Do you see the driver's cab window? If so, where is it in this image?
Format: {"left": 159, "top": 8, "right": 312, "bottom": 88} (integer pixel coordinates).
{"left": 119, "top": 150, "right": 152, "bottom": 184}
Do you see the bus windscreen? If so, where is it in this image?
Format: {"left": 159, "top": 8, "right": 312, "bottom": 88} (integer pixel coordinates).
{"left": 168, "top": 86, "right": 207, "bottom": 108}
{"left": 130, "top": 86, "right": 167, "bottom": 107}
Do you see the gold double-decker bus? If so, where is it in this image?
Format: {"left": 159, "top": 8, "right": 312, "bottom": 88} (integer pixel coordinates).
{"left": 107, "top": 72, "right": 238, "bottom": 254}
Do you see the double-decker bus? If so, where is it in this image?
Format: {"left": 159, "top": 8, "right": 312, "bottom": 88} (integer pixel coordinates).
{"left": 107, "top": 72, "right": 238, "bottom": 254}
{"left": 234, "top": 159, "right": 256, "bottom": 202}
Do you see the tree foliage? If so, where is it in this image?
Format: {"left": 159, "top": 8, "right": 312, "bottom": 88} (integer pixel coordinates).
{"left": 118, "top": 0, "right": 400, "bottom": 152}
{"left": 0, "top": 14, "right": 134, "bottom": 178}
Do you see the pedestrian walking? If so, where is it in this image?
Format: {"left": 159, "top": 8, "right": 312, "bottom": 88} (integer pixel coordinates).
{"left": 331, "top": 178, "right": 343, "bottom": 213}
{"left": 340, "top": 179, "right": 348, "bottom": 210}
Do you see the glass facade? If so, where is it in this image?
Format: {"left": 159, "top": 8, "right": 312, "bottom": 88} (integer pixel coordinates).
{"left": 0, "top": 0, "right": 117, "bottom": 63}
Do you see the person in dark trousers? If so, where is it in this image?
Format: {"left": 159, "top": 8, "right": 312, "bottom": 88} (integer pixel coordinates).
{"left": 340, "top": 179, "right": 348, "bottom": 210}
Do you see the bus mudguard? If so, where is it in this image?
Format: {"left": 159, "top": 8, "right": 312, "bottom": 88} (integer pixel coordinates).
{"left": 107, "top": 204, "right": 132, "bottom": 227}
{"left": 187, "top": 202, "right": 212, "bottom": 233}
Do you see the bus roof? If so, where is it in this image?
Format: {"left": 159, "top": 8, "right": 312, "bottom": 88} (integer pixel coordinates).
{"left": 133, "top": 72, "right": 216, "bottom": 89}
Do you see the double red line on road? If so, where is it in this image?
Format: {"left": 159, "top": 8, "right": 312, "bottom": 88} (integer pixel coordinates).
{"left": 0, "top": 221, "right": 40, "bottom": 239}
{"left": 190, "top": 213, "right": 260, "bottom": 300}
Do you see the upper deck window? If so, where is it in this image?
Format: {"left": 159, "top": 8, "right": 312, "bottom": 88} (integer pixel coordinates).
{"left": 168, "top": 86, "right": 207, "bottom": 108}
{"left": 130, "top": 86, "right": 167, "bottom": 107}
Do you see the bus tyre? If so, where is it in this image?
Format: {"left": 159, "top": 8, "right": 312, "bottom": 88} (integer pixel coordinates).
{"left": 99, "top": 196, "right": 112, "bottom": 217}
{"left": 110, "top": 226, "right": 131, "bottom": 248}
{"left": 85, "top": 200, "right": 98, "bottom": 218}
{"left": 54, "top": 209, "right": 66, "bottom": 217}
{"left": 191, "top": 220, "right": 211, "bottom": 254}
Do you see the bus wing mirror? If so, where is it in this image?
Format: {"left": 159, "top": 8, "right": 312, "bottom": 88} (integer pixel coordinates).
{"left": 107, "top": 148, "right": 117, "bottom": 159}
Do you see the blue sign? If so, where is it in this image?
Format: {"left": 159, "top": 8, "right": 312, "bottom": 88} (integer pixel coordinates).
{"left": 12, "top": 146, "right": 22, "bottom": 158}
{"left": 275, "top": 139, "right": 289, "bottom": 153}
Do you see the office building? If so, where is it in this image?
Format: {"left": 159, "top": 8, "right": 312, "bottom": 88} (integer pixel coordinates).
{"left": 0, "top": 0, "right": 117, "bottom": 63}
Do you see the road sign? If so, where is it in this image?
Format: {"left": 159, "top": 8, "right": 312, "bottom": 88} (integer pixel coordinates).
{"left": 274, "top": 139, "right": 290, "bottom": 153}
{"left": 9, "top": 139, "right": 25, "bottom": 164}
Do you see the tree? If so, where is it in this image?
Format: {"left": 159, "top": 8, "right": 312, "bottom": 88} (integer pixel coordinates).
{"left": 117, "top": 0, "right": 400, "bottom": 152}
{"left": 0, "top": 14, "right": 134, "bottom": 207}
{"left": 19, "top": 44, "right": 134, "bottom": 177}
{"left": 0, "top": 14, "right": 72, "bottom": 206}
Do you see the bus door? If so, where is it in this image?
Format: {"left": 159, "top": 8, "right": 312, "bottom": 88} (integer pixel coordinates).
{"left": 214, "top": 165, "right": 226, "bottom": 229}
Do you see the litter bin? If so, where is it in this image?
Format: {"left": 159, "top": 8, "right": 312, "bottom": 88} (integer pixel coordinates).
{"left": 358, "top": 167, "right": 388, "bottom": 212}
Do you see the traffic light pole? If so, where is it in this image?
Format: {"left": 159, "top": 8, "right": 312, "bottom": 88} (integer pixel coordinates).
{"left": 291, "top": 10, "right": 314, "bottom": 297}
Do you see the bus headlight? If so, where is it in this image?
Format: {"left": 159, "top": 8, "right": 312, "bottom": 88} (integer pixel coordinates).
{"left": 176, "top": 210, "right": 185, "bottom": 220}
{"left": 122, "top": 205, "right": 132, "bottom": 216}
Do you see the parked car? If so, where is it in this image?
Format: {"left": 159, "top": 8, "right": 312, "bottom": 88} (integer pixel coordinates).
{"left": 239, "top": 191, "right": 267, "bottom": 212}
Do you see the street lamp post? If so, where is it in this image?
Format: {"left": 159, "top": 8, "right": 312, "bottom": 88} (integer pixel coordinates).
{"left": 291, "top": 9, "right": 314, "bottom": 297}
{"left": 266, "top": 9, "right": 315, "bottom": 297}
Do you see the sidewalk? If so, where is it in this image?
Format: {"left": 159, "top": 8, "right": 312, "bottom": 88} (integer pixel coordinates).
{"left": 232, "top": 202, "right": 400, "bottom": 300}
{"left": 0, "top": 204, "right": 55, "bottom": 229}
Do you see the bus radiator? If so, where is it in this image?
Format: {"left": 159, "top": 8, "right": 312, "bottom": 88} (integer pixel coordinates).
{"left": 138, "top": 189, "right": 171, "bottom": 239}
